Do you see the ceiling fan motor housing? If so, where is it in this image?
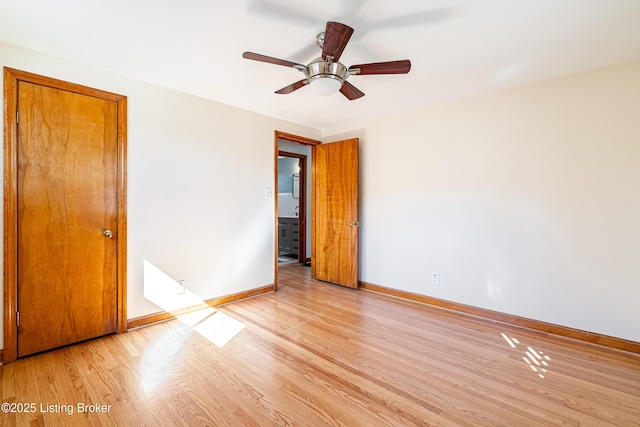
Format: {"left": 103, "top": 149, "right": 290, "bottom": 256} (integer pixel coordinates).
{"left": 305, "top": 58, "right": 349, "bottom": 86}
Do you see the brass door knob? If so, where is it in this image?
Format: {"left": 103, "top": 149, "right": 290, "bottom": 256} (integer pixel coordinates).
{"left": 103, "top": 229, "right": 114, "bottom": 238}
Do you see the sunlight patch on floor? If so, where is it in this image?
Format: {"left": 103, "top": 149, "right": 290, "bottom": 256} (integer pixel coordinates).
{"left": 143, "top": 259, "right": 245, "bottom": 348}
{"left": 177, "top": 309, "right": 245, "bottom": 348}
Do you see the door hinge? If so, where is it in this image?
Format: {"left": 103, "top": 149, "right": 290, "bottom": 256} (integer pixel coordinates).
{"left": 16, "top": 311, "right": 20, "bottom": 327}
{"left": 16, "top": 108, "right": 19, "bottom": 124}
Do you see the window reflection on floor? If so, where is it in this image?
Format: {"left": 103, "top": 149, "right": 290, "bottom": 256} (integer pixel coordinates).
{"left": 502, "top": 332, "right": 552, "bottom": 379}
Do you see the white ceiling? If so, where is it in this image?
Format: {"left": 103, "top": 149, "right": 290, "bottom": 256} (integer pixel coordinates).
{"left": 1, "top": 0, "right": 640, "bottom": 130}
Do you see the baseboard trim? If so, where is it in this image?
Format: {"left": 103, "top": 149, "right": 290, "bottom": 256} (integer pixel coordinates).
{"left": 127, "top": 284, "right": 275, "bottom": 330}
{"left": 359, "top": 281, "right": 640, "bottom": 354}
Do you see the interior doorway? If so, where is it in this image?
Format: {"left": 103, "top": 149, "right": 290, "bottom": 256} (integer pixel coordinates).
{"left": 274, "top": 132, "right": 320, "bottom": 290}
{"left": 277, "top": 151, "right": 307, "bottom": 265}
{"left": 273, "top": 131, "right": 360, "bottom": 291}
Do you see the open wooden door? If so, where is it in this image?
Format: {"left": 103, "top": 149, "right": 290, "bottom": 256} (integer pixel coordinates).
{"left": 312, "top": 138, "right": 359, "bottom": 288}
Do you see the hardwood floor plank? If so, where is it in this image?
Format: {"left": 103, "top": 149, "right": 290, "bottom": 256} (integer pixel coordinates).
{"left": 1, "top": 263, "right": 638, "bottom": 426}
{"left": 222, "top": 312, "right": 447, "bottom": 426}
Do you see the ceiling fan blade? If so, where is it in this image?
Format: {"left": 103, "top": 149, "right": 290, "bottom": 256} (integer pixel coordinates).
{"left": 339, "top": 81, "right": 365, "bottom": 100}
{"left": 275, "top": 80, "right": 307, "bottom": 94}
{"left": 349, "top": 60, "right": 411, "bottom": 75}
{"left": 322, "top": 21, "right": 354, "bottom": 62}
{"left": 242, "top": 52, "right": 303, "bottom": 68}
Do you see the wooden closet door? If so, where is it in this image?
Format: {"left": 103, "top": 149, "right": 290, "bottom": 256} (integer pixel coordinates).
{"left": 16, "top": 80, "right": 118, "bottom": 357}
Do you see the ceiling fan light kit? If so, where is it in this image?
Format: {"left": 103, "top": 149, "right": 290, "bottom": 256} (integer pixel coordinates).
{"left": 308, "top": 74, "right": 342, "bottom": 96}
{"left": 242, "top": 21, "right": 411, "bottom": 100}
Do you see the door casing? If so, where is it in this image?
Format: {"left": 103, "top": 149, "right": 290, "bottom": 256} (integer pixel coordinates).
{"left": 278, "top": 150, "right": 308, "bottom": 263}
{"left": 3, "top": 68, "right": 128, "bottom": 363}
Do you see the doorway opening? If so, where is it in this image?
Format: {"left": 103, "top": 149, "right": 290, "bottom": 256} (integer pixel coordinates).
{"left": 274, "top": 132, "right": 320, "bottom": 290}
{"left": 277, "top": 152, "right": 306, "bottom": 265}
{"left": 273, "top": 131, "right": 360, "bottom": 290}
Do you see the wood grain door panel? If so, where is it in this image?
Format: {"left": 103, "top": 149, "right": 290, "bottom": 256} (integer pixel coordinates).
{"left": 313, "top": 138, "right": 359, "bottom": 288}
{"left": 16, "top": 81, "right": 118, "bottom": 357}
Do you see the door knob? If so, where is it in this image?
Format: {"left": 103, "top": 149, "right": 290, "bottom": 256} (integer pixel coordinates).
{"left": 103, "top": 229, "right": 114, "bottom": 238}
{"left": 350, "top": 221, "right": 359, "bottom": 227}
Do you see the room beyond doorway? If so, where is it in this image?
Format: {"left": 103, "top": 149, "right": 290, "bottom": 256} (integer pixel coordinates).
{"left": 277, "top": 152, "right": 306, "bottom": 264}
{"left": 273, "top": 131, "right": 320, "bottom": 291}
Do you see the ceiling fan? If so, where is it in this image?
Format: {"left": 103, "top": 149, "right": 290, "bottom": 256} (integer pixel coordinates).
{"left": 242, "top": 21, "right": 411, "bottom": 100}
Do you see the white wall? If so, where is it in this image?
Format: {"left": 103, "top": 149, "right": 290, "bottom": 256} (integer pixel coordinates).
{"left": 0, "top": 42, "right": 320, "bottom": 347}
{"left": 323, "top": 60, "right": 640, "bottom": 342}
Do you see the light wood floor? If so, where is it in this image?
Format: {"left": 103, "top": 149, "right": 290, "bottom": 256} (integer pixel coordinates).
{"left": 2, "top": 264, "right": 639, "bottom": 426}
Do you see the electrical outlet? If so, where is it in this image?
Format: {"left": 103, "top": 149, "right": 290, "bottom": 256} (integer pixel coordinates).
{"left": 177, "top": 280, "right": 186, "bottom": 294}
{"left": 432, "top": 273, "right": 440, "bottom": 286}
